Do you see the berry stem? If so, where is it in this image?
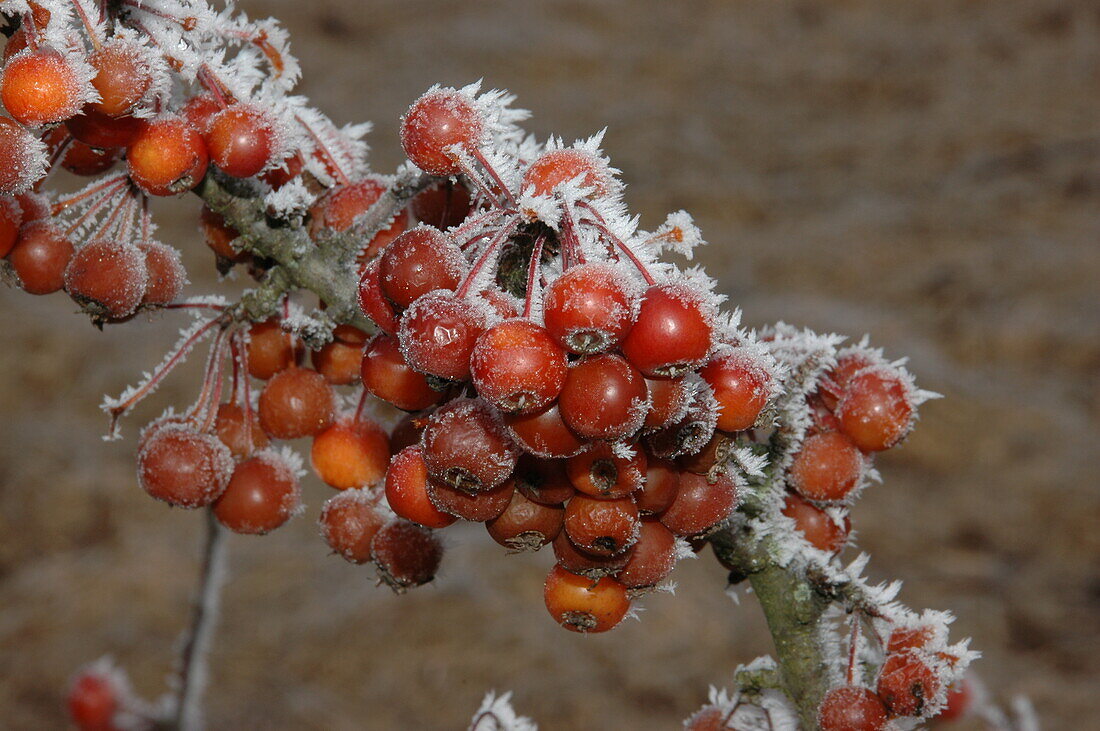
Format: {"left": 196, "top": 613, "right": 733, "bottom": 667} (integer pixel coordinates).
{"left": 52, "top": 173, "right": 130, "bottom": 216}
{"left": 576, "top": 202, "right": 655, "bottom": 285}
{"left": 559, "top": 202, "right": 587, "bottom": 268}
{"left": 455, "top": 217, "right": 520, "bottom": 299}
{"left": 521, "top": 232, "right": 545, "bottom": 319}
{"left": 173, "top": 508, "right": 229, "bottom": 731}
{"left": 69, "top": 0, "right": 104, "bottom": 50}
{"left": 295, "top": 114, "right": 351, "bottom": 187}
{"left": 467, "top": 146, "right": 519, "bottom": 209}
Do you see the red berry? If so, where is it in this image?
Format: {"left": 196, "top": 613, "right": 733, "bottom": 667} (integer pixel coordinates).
{"left": 257, "top": 366, "right": 336, "bottom": 439}
{"left": 137, "top": 423, "right": 233, "bottom": 508}
{"left": 486, "top": 489, "right": 565, "bottom": 550}
{"left": 1, "top": 48, "right": 89, "bottom": 126}
{"left": 699, "top": 349, "right": 773, "bottom": 432}
{"left": 683, "top": 706, "right": 727, "bottom": 731}
{"left": 643, "top": 375, "right": 689, "bottom": 432}
{"left": 620, "top": 282, "right": 715, "bottom": 377}
{"left": 543, "top": 262, "right": 637, "bottom": 354}
{"left": 420, "top": 398, "right": 518, "bottom": 492}
{"left": 49, "top": 131, "right": 120, "bottom": 176}
{"left": 88, "top": 40, "right": 152, "bottom": 117}
{"left": 371, "top": 519, "right": 443, "bottom": 592}
{"left": 400, "top": 87, "right": 483, "bottom": 176}
{"left": 818, "top": 685, "right": 889, "bottom": 731}
{"left": 471, "top": 319, "right": 568, "bottom": 413}
{"left": 886, "top": 625, "right": 936, "bottom": 654}
{"left": 378, "top": 226, "right": 467, "bottom": 309}
{"left": 64, "top": 240, "right": 148, "bottom": 320}
{"left": 384, "top": 445, "right": 458, "bottom": 529}
{"left": 426, "top": 475, "right": 514, "bottom": 522}
{"left": 411, "top": 179, "right": 472, "bottom": 229}
{"left": 637, "top": 457, "right": 680, "bottom": 514}
{"left": 127, "top": 116, "right": 208, "bottom": 196}
{"left": 513, "top": 454, "right": 577, "bottom": 506}
{"left": 357, "top": 260, "right": 399, "bottom": 334}
{"left": 67, "top": 108, "right": 146, "bottom": 149}
{"left": 309, "top": 177, "right": 409, "bottom": 256}
{"left": 543, "top": 565, "right": 630, "bottom": 633}
{"left": 564, "top": 494, "right": 641, "bottom": 556}
{"left": 935, "top": 677, "right": 972, "bottom": 721}
{"left": 8, "top": 221, "right": 74, "bottom": 294}
{"left": 876, "top": 651, "right": 941, "bottom": 717}
{"left": 617, "top": 519, "right": 678, "bottom": 589}
{"left": 360, "top": 334, "right": 443, "bottom": 411}
{"left": 181, "top": 93, "right": 221, "bottom": 135}
{"left": 0, "top": 116, "right": 47, "bottom": 193}
{"left": 557, "top": 353, "right": 648, "bottom": 440}
{"left": 319, "top": 488, "right": 388, "bottom": 563}
{"left": 503, "top": 402, "right": 587, "bottom": 459}
{"left": 67, "top": 670, "right": 118, "bottom": 731}
{"left": 397, "top": 291, "right": 487, "bottom": 381}
{"left": 659, "top": 471, "right": 738, "bottom": 537}
{"left": 247, "top": 319, "right": 300, "bottom": 380}
{"left": 214, "top": 402, "right": 269, "bottom": 458}
{"left": 205, "top": 104, "right": 276, "bottom": 178}
{"left": 213, "top": 451, "right": 300, "bottom": 534}
{"left": 552, "top": 531, "right": 631, "bottom": 579}
{"left": 644, "top": 395, "right": 718, "bottom": 459}
{"left": 310, "top": 416, "right": 390, "bottom": 489}
{"left": 524, "top": 148, "right": 611, "bottom": 198}
{"left": 836, "top": 367, "right": 915, "bottom": 452}
{"left": 199, "top": 206, "right": 248, "bottom": 265}
{"left": 311, "top": 339, "right": 363, "bottom": 385}
{"left": 788, "top": 431, "right": 864, "bottom": 502}
{"left": 781, "top": 493, "right": 850, "bottom": 554}
{"left": 566, "top": 441, "right": 646, "bottom": 499}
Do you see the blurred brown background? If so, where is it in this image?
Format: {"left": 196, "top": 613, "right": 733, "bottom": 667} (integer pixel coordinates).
{"left": 2, "top": 0, "right": 1099, "bottom": 728}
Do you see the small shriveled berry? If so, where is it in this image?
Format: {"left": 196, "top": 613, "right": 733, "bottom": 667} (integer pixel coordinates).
{"left": 371, "top": 519, "right": 444, "bottom": 592}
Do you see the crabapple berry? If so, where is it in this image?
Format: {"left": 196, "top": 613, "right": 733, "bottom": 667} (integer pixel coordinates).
{"left": 876, "top": 650, "right": 940, "bottom": 717}
{"left": 699, "top": 349, "right": 772, "bottom": 432}
{"left": 486, "top": 489, "right": 564, "bottom": 551}
{"left": 411, "top": 179, "right": 473, "bottom": 229}
{"left": 67, "top": 670, "right": 118, "bottom": 731}
{"left": 0, "top": 195, "right": 20, "bottom": 257}
{"left": 127, "top": 116, "right": 209, "bottom": 196}
{"left": 643, "top": 375, "right": 689, "bottom": 432}
{"left": 319, "top": 488, "right": 388, "bottom": 563}
{"left": 137, "top": 424, "right": 232, "bottom": 508}
{"left": 637, "top": 457, "right": 680, "bottom": 514}
{"left": 310, "top": 416, "right": 390, "bottom": 490}
{"left": 557, "top": 353, "right": 648, "bottom": 440}
{"left": 426, "top": 476, "right": 514, "bottom": 522}
{"left": 7, "top": 222, "right": 73, "bottom": 295}
{"left": 360, "top": 334, "right": 443, "bottom": 412}
{"left": 542, "top": 262, "right": 637, "bottom": 354}
{"left": 371, "top": 519, "right": 444, "bottom": 592}
{"left": 617, "top": 519, "right": 678, "bottom": 590}
{"left": 420, "top": 398, "right": 518, "bottom": 492}
{"left": 781, "top": 493, "right": 851, "bottom": 554}
{"left": 503, "top": 402, "right": 588, "bottom": 459}
{"left": 551, "top": 531, "right": 631, "bottom": 579}
{"left": 543, "top": 565, "right": 631, "bottom": 633}
{"left": 257, "top": 366, "right": 336, "bottom": 439}
{"left": 1, "top": 48, "right": 90, "bottom": 126}
{"left": 199, "top": 206, "right": 249, "bottom": 265}
{"left": 64, "top": 240, "right": 149, "bottom": 320}
{"left": 397, "top": 291, "right": 487, "bottom": 381}
{"left": 384, "top": 446, "right": 458, "bottom": 529}
{"left": 378, "top": 226, "right": 467, "bottom": 309}
{"left": 659, "top": 471, "right": 738, "bottom": 537}
{"left": 0, "top": 116, "right": 47, "bottom": 194}
{"left": 788, "top": 431, "right": 864, "bottom": 502}
{"left": 836, "top": 367, "right": 915, "bottom": 452}
{"left": 471, "top": 319, "right": 568, "bottom": 413}
{"left": 513, "top": 454, "right": 577, "bottom": 506}
{"left": 311, "top": 339, "right": 363, "bottom": 385}
{"left": 205, "top": 105, "right": 277, "bottom": 178}
{"left": 215, "top": 402, "right": 269, "bottom": 458}
{"left": 564, "top": 494, "right": 641, "bottom": 556}
{"left": 400, "top": 87, "right": 483, "bottom": 176}
{"left": 566, "top": 441, "right": 646, "bottom": 499}
{"left": 357, "top": 260, "right": 399, "bottom": 334}
{"left": 309, "top": 177, "right": 410, "bottom": 257}
{"left": 621, "top": 282, "right": 715, "bottom": 378}
{"left": 524, "top": 148, "right": 611, "bottom": 198}
{"left": 247, "top": 319, "right": 301, "bottom": 380}
{"left": 817, "top": 685, "right": 888, "bottom": 731}
{"left": 213, "top": 451, "right": 301, "bottom": 534}
{"left": 88, "top": 40, "right": 152, "bottom": 117}
{"left": 67, "top": 108, "right": 146, "bottom": 149}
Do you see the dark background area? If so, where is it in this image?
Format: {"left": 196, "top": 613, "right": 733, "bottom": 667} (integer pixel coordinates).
{"left": 2, "top": 0, "right": 1098, "bottom": 727}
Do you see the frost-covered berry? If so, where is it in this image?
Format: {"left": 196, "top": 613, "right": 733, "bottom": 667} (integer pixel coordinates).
{"left": 876, "top": 650, "right": 941, "bottom": 717}
{"left": 311, "top": 339, "right": 363, "bottom": 385}
{"left": 524, "top": 148, "right": 611, "bottom": 198}
{"left": 357, "top": 260, "right": 399, "bottom": 334}
{"left": 471, "top": 319, "right": 568, "bottom": 413}
{"left": 67, "top": 668, "right": 119, "bottom": 730}
{"left": 88, "top": 40, "right": 154, "bottom": 117}
{"left": 205, "top": 104, "right": 277, "bottom": 178}
{"left": 818, "top": 685, "right": 888, "bottom": 731}
{"left": 411, "top": 179, "right": 472, "bottom": 229}
{"left": 486, "top": 489, "right": 564, "bottom": 551}
{"left": 64, "top": 240, "right": 149, "bottom": 320}
{"left": 659, "top": 470, "right": 738, "bottom": 537}
{"left": 426, "top": 476, "right": 515, "bottom": 522}
{"left": 247, "top": 319, "right": 301, "bottom": 380}
{"left": 513, "top": 454, "right": 577, "bottom": 506}
{"left": 621, "top": 282, "right": 715, "bottom": 378}
{"left": 699, "top": 349, "right": 773, "bottom": 432}
{"left": 309, "top": 177, "right": 409, "bottom": 257}
{"left": 310, "top": 416, "right": 390, "bottom": 490}
{"left": 557, "top": 353, "right": 648, "bottom": 440}
{"left": 67, "top": 108, "right": 147, "bottom": 149}
{"left": 566, "top": 441, "right": 646, "bottom": 499}
{"left": 215, "top": 402, "right": 269, "bottom": 458}
{"left": 642, "top": 375, "right": 689, "bottom": 432}
{"left": 503, "top": 403, "right": 588, "bottom": 459}
{"left": 0, "top": 195, "right": 20, "bottom": 257}
{"left": 384, "top": 446, "right": 458, "bottom": 529}
{"left": 1, "top": 48, "right": 91, "bottom": 126}
{"left": 788, "top": 431, "right": 864, "bottom": 502}
{"left": 564, "top": 494, "right": 640, "bottom": 557}
{"left": 45, "top": 128, "right": 120, "bottom": 176}
{"left": 371, "top": 519, "right": 444, "bottom": 592}
{"left": 637, "top": 457, "right": 680, "bottom": 514}
{"left": 319, "top": 488, "right": 388, "bottom": 563}
{"left": 397, "top": 291, "right": 488, "bottom": 381}
{"left": 0, "top": 116, "right": 47, "bottom": 194}
{"left": 836, "top": 367, "right": 915, "bottom": 452}
{"left": 138, "top": 241, "right": 186, "bottom": 306}
{"left": 552, "top": 531, "right": 631, "bottom": 579}
{"left": 360, "top": 334, "right": 443, "bottom": 412}
{"left": 542, "top": 262, "right": 637, "bottom": 355}
{"left": 199, "top": 206, "right": 249, "bottom": 265}
{"left": 400, "top": 87, "right": 483, "bottom": 176}
{"left": 420, "top": 398, "right": 518, "bottom": 493}
{"left": 378, "top": 226, "right": 467, "bottom": 309}
{"left": 617, "top": 518, "right": 678, "bottom": 590}
{"left": 213, "top": 450, "right": 301, "bottom": 534}
{"left": 543, "top": 564, "right": 630, "bottom": 633}
{"left": 127, "top": 116, "right": 209, "bottom": 196}
{"left": 138, "top": 424, "right": 233, "bottom": 508}
{"left": 781, "top": 493, "right": 850, "bottom": 554}
{"left": 257, "top": 367, "right": 336, "bottom": 439}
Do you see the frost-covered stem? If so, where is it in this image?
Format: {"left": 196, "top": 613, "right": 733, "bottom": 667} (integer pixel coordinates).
{"left": 710, "top": 527, "right": 830, "bottom": 728}
{"left": 174, "top": 509, "right": 228, "bottom": 731}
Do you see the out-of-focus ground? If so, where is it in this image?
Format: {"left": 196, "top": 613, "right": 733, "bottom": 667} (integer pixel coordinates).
{"left": 2, "top": 0, "right": 1098, "bottom": 728}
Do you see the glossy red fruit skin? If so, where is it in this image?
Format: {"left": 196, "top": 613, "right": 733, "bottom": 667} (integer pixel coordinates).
{"left": 397, "top": 291, "right": 487, "bottom": 381}
{"left": 411, "top": 179, "right": 472, "bottom": 229}
{"left": 781, "top": 493, "right": 851, "bottom": 554}
{"left": 67, "top": 108, "right": 146, "bottom": 149}
{"left": 876, "top": 651, "right": 941, "bottom": 718}
{"left": 7, "top": 221, "right": 73, "bottom": 294}
{"left": 400, "top": 88, "right": 483, "bottom": 176}
{"left": 0, "top": 117, "right": 46, "bottom": 194}
{"left": 513, "top": 455, "right": 577, "bottom": 506}
{"left": 471, "top": 319, "right": 568, "bottom": 413}
{"left": 1, "top": 48, "right": 88, "bottom": 126}
{"left": 199, "top": 206, "right": 249, "bottom": 264}
{"left": 486, "top": 489, "right": 565, "bottom": 550}
{"left": 384, "top": 446, "right": 457, "bottom": 529}
{"left": 64, "top": 240, "right": 148, "bottom": 320}
{"left": 524, "top": 148, "right": 610, "bottom": 197}
{"left": 817, "top": 685, "right": 889, "bottom": 731}
{"left": 543, "top": 564, "right": 631, "bottom": 633}
{"left": 426, "top": 476, "right": 514, "bottom": 522}
{"left": 257, "top": 367, "right": 336, "bottom": 439}
{"left": 310, "top": 339, "right": 363, "bottom": 385}
{"left": 360, "top": 334, "right": 443, "bottom": 412}
{"left": 319, "top": 488, "right": 388, "bottom": 563}
{"left": 371, "top": 519, "right": 444, "bottom": 591}
{"left": 51, "top": 132, "right": 121, "bottom": 176}
{"left": 419, "top": 398, "right": 518, "bottom": 492}
{"left": 621, "top": 283, "right": 715, "bottom": 378}
{"left": 213, "top": 452, "right": 300, "bottom": 534}
{"left": 88, "top": 40, "right": 152, "bottom": 117}
{"left": 836, "top": 367, "right": 915, "bottom": 452}
{"left": 564, "top": 494, "right": 641, "bottom": 557}
{"left": 246, "top": 319, "right": 300, "bottom": 380}
{"left": 0, "top": 195, "right": 21, "bottom": 257}
{"left": 357, "top": 260, "right": 399, "bottom": 334}
{"left": 566, "top": 441, "right": 646, "bottom": 499}
{"left": 617, "top": 519, "right": 678, "bottom": 589}
{"left": 637, "top": 457, "right": 680, "bottom": 514}
{"left": 378, "top": 226, "right": 467, "bottom": 309}
{"left": 503, "top": 403, "right": 587, "bottom": 459}
{"left": 128, "top": 117, "right": 209, "bottom": 196}
{"left": 138, "top": 425, "right": 232, "bottom": 508}
{"left": 558, "top": 354, "right": 649, "bottom": 440}
{"left": 542, "top": 263, "right": 637, "bottom": 354}
{"left": 788, "top": 431, "right": 864, "bottom": 502}
{"left": 181, "top": 94, "right": 222, "bottom": 135}
{"left": 214, "top": 402, "right": 269, "bottom": 458}
{"left": 67, "top": 672, "right": 117, "bottom": 730}
{"left": 205, "top": 105, "right": 275, "bottom": 178}
{"left": 699, "top": 349, "right": 772, "bottom": 432}
{"left": 310, "top": 417, "right": 390, "bottom": 490}
{"left": 659, "top": 471, "right": 738, "bottom": 537}
{"left": 643, "top": 375, "right": 689, "bottom": 432}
